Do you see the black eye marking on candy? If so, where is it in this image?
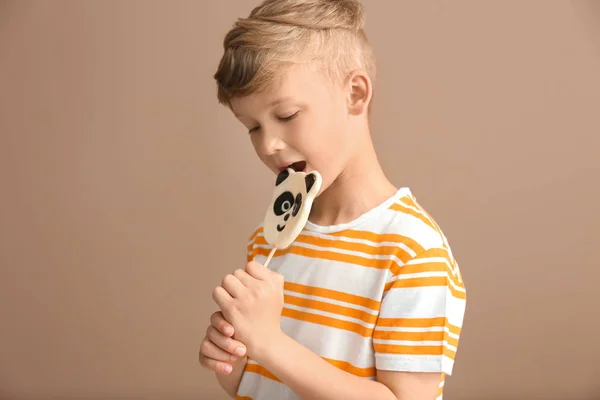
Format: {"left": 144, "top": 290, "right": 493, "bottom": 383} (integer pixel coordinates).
{"left": 273, "top": 191, "right": 295, "bottom": 216}
{"left": 292, "top": 193, "right": 303, "bottom": 217}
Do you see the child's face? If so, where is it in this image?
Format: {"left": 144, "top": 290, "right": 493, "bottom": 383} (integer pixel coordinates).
{"left": 230, "top": 63, "right": 356, "bottom": 195}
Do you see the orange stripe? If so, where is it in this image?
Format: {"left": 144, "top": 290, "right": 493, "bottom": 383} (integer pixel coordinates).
{"left": 282, "top": 307, "right": 374, "bottom": 337}
{"left": 375, "top": 319, "right": 461, "bottom": 336}
{"left": 389, "top": 203, "right": 437, "bottom": 233}
{"left": 384, "top": 276, "right": 467, "bottom": 300}
{"left": 448, "top": 322, "right": 462, "bottom": 336}
{"left": 373, "top": 330, "right": 445, "bottom": 341}
{"left": 284, "top": 282, "right": 381, "bottom": 311}
{"left": 244, "top": 363, "right": 280, "bottom": 382}
{"left": 248, "top": 227, "right": 261, "bottom": 242}
{"left": 386, "top": 276, "right": 466, "bottom": 299}
{"left": 284, "top": 294, "right": 378, "bottom": 324}
{"left": 374, "top": 343, "right": 457, "bottom": 359}
{"left": 374, "top": 330, "right": 460, "bottom": 348}
{"left": 389, "top": 260, "right": 447, "bottom": 277}
{"left": 255, "top": 245, "right": 393, "bottom": 271}
{"left": 447, "top": 335, "right": 459, "bottom": 348}
{"left": 437, "top": 374, "right": 445, "bottom": 397}
{"left": 236, "top": 397, "right": 253, "bottom": 400}
{"left": 443, "top": 345, "right": 456, "bottom": 359}
{"left": 388, "top": 261, "right": 464, "bottom": 292}
{"left": 373, "top": 343, "right": 444, "bottom": 356}
{"left": 376, "top": 317, "right": 447, "bottom": 328}
{"left": 323, "top": 357, "right": 376, "bottom": 377}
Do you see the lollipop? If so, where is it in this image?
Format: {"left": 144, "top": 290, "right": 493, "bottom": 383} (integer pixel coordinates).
{"left": 261, "top": 167, "right": 322, "bottom": 267}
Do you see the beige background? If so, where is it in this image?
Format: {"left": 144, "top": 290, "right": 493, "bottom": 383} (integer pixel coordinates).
{"left": 1, "top": 1, "right": 599, "bottom": 399}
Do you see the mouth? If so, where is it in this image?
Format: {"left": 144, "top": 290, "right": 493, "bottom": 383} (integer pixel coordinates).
{"left": 281, "top": 160, "right": 306, "bottom": 173}
{"left": 277, "top": 223, "right": 286, "bottom": 231}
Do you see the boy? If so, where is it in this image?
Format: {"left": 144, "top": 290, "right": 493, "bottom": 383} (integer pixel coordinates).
{"left": 199, "top": 1, "right": 467, "bottom": 399}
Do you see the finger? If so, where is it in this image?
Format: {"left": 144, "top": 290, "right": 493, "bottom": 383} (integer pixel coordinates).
{"left": 207, "top": 325, "right": 247, "bottom": 357}
{"left": 245, "top": 260, "right": 271, "bottom": 280}
{"left": 199, "top": 352, "right": 233, "bottom": 374}
{"left": 212, "top": 285, "right": 233, "bottom": 310}
{"left": 200, "top": 336, "right": 237, "bottom": 363}
{"left": 232, "top": 268, "right": 254, "bottom": 287}
{"left": 210, "top": 311, "right": 234, "bottom": 337}
{"left": 221, "top": 273, "right": 246, "bottom": 298}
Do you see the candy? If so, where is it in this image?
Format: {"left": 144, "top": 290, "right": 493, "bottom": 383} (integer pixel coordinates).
{"left": 261, "top": 167, "right": 322, "bottom": 267}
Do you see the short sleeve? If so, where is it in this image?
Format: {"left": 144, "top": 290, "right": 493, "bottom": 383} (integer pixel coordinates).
{"left": 374, "top": 247, "right": 466, "bottom": 375}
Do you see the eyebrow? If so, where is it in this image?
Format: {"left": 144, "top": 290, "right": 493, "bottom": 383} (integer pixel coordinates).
{"left": 268, "top": 97, "right": 295, "bottom": 107}
{"left": 233, "top": 97, "right": 296, "bottom": 119}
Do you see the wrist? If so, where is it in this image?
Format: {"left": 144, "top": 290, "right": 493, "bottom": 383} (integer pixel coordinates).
{"left": 249, "top": 330, "right": 288, "bottom": 366}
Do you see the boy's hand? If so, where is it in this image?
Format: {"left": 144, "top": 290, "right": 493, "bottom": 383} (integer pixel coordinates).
{"left": 199, "top": 311, "right": 247, "bottom": 374}
{"left": 212, "top": 261, "right": 285, "bottom": 358}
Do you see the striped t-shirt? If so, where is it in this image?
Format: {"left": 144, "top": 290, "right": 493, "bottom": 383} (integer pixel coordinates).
{"left": 235, "top": 187, "right": 467, "bottom": 400}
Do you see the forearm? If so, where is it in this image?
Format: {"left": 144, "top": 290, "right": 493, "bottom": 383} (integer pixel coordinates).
{"left": 255, "top": 333, "right": 397, "bottom": 400}
{"left": 216, "top": 356, "right": 248, "bottom": 398}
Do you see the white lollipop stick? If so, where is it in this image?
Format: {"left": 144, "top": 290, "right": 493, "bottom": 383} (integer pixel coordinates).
{"left": 263, "top": 248, "right": 277, "bottom": 268}
{"left": 261, "top": 167, "right": 322, "bottom": 268}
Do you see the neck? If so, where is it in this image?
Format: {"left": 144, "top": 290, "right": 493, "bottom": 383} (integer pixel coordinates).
{"left": 309, "top": 130, "right": 398, "bottom": 227}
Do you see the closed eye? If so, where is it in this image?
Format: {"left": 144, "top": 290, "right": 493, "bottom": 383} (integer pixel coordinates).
{"left": 278, "top": 111, "right": 299, "bottom": 122}
{"left": 247, "top": 111, "right": 298, "bottom": 134}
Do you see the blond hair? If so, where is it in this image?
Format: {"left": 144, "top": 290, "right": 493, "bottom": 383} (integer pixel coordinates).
{"left": 213, "top": 0, "right": 376, "bottom": 107}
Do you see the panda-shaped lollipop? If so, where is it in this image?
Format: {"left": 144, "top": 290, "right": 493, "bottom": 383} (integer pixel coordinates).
{"left": 261, "top": 167, "right": 322, "bottom": 267}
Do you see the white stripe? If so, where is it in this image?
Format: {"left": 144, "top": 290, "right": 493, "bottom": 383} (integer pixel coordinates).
{"left": 283, "top": 303, "right": 376, "bottom": 329}
{"left": 374, "top": 326, "right": 461, "bottom": 341}
{"left": 284, "top": 290, "right": 379, "bottom": 315}
{"left": 392, "top": 271, "right": 447, "bottom": 280}
{"left": 379, "top": 286, "right": 449, "bottom": 319}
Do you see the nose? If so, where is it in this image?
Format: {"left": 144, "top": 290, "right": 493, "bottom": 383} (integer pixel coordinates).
{"left": 256, "top": 127, "right": 285, "bottom": 156}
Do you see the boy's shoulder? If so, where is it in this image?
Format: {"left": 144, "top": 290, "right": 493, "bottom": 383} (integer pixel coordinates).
{"left": 345, "top": 188, "right": 456, "bottom": 259}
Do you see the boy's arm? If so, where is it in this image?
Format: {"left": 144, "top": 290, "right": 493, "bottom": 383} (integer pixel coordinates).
{"left": 255, "top": 333, "right": 439, "bottom": 400}
{"left": 215, "top": 355, "right": 248, "bottom": 398}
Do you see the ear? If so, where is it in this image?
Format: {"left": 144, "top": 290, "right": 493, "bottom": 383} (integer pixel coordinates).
{"left": 305, "top": 173, "right": 317, "bottom": 193}
{"left": 276, "top": 168, "right": 290, "bottom": 186}
{"left": 345, "top": 70, "right": 372, "bottom": 116}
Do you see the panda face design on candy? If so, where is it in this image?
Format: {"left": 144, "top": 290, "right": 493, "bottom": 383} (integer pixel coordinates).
{"left": 263, "top": 168, "right": 322, "bottom": 250}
